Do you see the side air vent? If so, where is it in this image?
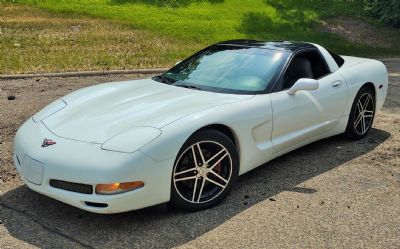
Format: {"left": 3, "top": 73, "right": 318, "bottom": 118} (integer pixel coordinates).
{"left": 50, "top": 179, "right": 93, "bottom": 194}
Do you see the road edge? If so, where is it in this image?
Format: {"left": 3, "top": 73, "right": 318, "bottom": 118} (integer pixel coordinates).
{"left": 0, "top": 68, "right": 169, "bottom": 80}
{"left": 1, "top": 58, "right": 398, "bottom": 80}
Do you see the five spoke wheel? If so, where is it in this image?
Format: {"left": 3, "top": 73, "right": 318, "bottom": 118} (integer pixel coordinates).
{"left": 170, "top": 129, "right": 238, "bottom": 210}
{"left": 354, "top": 92, "right": 374, "bottom": 135}
{"left": 173, "top": 141, "right": 232, "bottom": 204}
{"left": 345, "top": 86, "right": 375, "bottom": 139}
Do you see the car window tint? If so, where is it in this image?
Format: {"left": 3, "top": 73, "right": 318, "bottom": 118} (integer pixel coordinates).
{"left": 164, "top": 45, "right": 288, "bottom": 93}
{"left": 282, "top": 50, "right": 330, "bottom": 90}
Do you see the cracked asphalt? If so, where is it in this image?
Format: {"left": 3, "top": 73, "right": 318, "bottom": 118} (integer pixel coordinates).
{"left": 0, "top": 60, "right": 399, "bottom": 249}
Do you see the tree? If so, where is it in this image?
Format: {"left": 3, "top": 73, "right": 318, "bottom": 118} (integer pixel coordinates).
{"left": 364, "top": 0, "right": 400, "bottom": 27}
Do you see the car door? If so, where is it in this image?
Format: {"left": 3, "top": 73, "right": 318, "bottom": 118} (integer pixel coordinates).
{"left": 271, "top": 50, "right": 348, "bottom": 154}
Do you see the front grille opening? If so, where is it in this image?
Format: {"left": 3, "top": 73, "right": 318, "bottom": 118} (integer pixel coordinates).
{"left": 85, "top": 202, "right": 108, "bottom": 208}
{"left": 50, "top": 180, "right": 93, "bottom": 194}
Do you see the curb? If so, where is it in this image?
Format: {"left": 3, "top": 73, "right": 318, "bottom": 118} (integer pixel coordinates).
{"left": 379, "top": 58, "right": 400, "bottom": 62}
{"left": 0, "top": 68, "right": 169, "bottom": 80}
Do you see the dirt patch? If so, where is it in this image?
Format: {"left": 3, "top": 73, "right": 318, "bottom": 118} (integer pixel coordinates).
{"left": 320, "top": 17, "right": 400, "bottom": 48}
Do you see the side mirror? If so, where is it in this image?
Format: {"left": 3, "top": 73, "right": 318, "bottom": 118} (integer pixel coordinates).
{"left": 287, "top": 78, "right": 319, "bottom": 95}
{"left": 175, "top": 61, "right": 182, "bottom": 66}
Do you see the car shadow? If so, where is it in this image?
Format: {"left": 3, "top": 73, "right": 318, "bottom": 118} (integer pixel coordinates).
{"left": 0, "top": 128, "right": 390, "bottom": 248}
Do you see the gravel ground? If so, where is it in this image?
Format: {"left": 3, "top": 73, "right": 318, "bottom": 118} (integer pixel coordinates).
{"left": 0, "top": 61, "right": 399, "bottom": 249}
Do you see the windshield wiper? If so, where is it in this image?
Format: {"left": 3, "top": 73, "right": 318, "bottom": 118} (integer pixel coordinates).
{"left": 174, "top": 83, "right": 203, "bottom": 90}
{"left": 155, "top": 75, "right": 174, "bottom": 84}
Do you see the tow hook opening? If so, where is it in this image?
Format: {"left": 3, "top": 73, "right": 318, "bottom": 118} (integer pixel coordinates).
{"left": 84, "top": 201, "right": 108, "bottom": 208}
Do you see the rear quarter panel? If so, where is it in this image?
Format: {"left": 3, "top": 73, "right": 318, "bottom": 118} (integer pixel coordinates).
{"left": 337, "top": 56, "right": 388, "bottom": 114}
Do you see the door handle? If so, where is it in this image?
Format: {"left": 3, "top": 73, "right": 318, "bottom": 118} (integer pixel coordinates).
{"left": 331, "top": 81, "right": 342, "bottom": 88}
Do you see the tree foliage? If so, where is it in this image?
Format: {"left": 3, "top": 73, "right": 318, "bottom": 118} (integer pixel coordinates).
{"left": 364, "top": 0, "right": 400, "bottom": 27}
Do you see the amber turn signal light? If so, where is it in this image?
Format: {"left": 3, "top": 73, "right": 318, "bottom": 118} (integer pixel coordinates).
{"left": 95, "top": 181, "right": 144, "bottom": 195}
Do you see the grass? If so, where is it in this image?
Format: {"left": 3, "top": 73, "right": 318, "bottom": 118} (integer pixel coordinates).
{"left": 0, "top": 4, "right": 196, "bottom": 74}
{"left": 1, "top": 0, "right": 400, "bottom": 74}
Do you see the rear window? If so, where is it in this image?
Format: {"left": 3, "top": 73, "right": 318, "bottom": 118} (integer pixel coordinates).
{"left": 329, "top": 51, "right": 345, "bottom": 67}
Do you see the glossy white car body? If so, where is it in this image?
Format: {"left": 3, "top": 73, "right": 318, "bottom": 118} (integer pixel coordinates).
{"left": 14, "top": 41, "right": 388, "bottom": 213}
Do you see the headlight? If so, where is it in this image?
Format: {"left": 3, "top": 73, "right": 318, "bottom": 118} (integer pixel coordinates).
{"left": 33, "top": 99, "right": 67, "bottom": 122}
{"left": 101, "top": 127, "right": 162, "bottom": 153}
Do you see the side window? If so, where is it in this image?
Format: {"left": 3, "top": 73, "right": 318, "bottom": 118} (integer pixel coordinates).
{"left": 328, "top": 50, "right": 345, "bottom": 67}
{"left": 281, "top": 51, "right": 330, "bottom": 90}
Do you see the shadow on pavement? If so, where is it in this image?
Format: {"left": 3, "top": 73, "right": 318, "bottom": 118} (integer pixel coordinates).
{"left": 0, "top": 128, "right": 390, "bottom": 248}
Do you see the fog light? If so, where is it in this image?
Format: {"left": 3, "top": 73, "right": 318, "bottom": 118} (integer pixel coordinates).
{"left": 95, "top": 181, "right": 144, "bottom": 195}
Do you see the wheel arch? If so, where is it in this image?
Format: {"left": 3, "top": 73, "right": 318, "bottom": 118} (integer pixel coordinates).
{"left": 360, "top": 82, "right": 376, "bottom": 105}
{"left": 196, "top": 124, "right": 238, "bottom": 147}
{"left": 361, "top": 82, "right": 376, "bottom": 95}
{"left": 186, "top": 123, "right": 241, "bottom": 164}
{"left": 344, "top": 81, "right": 377, "bottom": 139}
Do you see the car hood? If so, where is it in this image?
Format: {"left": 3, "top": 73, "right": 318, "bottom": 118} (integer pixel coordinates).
{"left": 41, "top": 78, "right": 252, "bottom": 144}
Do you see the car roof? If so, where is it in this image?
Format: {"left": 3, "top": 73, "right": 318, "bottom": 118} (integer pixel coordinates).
{"left": 217, "top": 39, "right": 316, "bottom": 53}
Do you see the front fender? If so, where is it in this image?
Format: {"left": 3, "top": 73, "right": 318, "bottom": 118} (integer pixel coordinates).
{"left": 139, "top": 95, "right": 274, "bottom": 175}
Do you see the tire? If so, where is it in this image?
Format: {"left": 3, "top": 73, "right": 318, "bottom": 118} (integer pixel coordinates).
{"left": 170, "top": 129, "right": 239, "bottom": 211}
{"left": 344, "top": 86, "right": 375, "bottom": 139}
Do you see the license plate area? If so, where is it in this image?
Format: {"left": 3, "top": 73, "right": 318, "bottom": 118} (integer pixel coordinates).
{"left": 21, "top": 155, "right": 44, "bottom": 185}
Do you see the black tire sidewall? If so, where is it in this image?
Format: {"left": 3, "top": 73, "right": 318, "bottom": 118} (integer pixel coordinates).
{"left": 345, "top": 86, "right": 375, "bottom": 139}
{"left": 170, "top": 129, "right": 239, "bottom": 211}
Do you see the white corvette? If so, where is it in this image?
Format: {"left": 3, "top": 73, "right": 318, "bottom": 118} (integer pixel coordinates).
{"left": 14, "top": 40, "right": 388, "bottom": 213}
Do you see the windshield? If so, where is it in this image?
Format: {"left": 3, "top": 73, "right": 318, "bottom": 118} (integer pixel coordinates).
{"left": 155, "top": 45, "right": 288, "bottom": 94}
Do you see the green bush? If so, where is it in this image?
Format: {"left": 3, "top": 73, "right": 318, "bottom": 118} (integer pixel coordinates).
{"left": 364, "top": 0, "right": 400, "bottom": 27}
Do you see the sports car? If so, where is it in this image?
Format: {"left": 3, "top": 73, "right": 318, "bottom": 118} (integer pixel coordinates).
{"left": 13, "top": 40, "right": 388, "bottom": 213}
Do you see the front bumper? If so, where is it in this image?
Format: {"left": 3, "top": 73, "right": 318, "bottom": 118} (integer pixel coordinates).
{"left": 13, "top": 118, "right": 174, "bottom": 213}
